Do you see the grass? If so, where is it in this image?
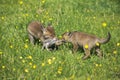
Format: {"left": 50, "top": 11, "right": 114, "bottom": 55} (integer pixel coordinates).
{"left": 0, "top": 0, "right": 120, "bottom": 80}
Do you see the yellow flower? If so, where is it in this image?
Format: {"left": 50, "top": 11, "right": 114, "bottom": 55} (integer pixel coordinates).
{"left": 27, "top": 55, "right": 32, "bottom": 59}
{"left": 25, "top": 39, "right": 29, "bottom": 42}
{"left": 25, "top": 13, "right": 28, "bottom": 17}
{"left": 1, "top": 16, "right": 5, "bottom": 20}
{"left": 24, "top": 44, "right": 28, "bottom": 48}
{"left": 42, "top": 0, "right": 45, "bottom": 4}
{"left": 22, "top": 60, "right": 25, "bottom": 63}
{"left": 20, "top": 56, "right": 23, "bottom": 59}
{"left": 29, "top": 62, "right": 32, "bottom": 66}
{"left": 0, "top": 51, "right": 3, "bottom": 55}
{"left": 59, "top": 35, "right": 62, "bottom": 39}
{"left": 49, "top": 18, "right": 52, "bottom": 21}
{"left": 58, "top": 70, "right": 62, "bottom": 74}
{"left": 33, "top": 65, "right": 37, "bottom": 69}
{"left": 10, "top": 45, "right": 13, "bottom": 48}
{"left": 48, "top": 59, "right": 52, "bottom": 64}
{"left": 96, "top": 42, "right": 100, "bottom": 46}
{"left": 102, "top": 22, "right": 107, "bottom": 27}
{"left": 24, "top": 69, "right": 29, "bottom": 73}
{"left": 2, "top": 66, "right": 5, "bottom": 69}
{"left": 58, "top": 66, "right": 62, "bottom": 74}
{"left": 13, "top": 68, "right": 16, "bottom": 71}
{"left": 84, "top": 44, "right": 89, "bottom": 49}
{"left": 41, "top": 63, "right": 45, "bottom": 67}
{"left": 19, "top": 1, "right": 23, "bottom": 5}
{"left": 87, "top": 77, "right": 91, "bottom": 80}
{"left": 99, "top": 64, "right": 102, "bottom": 67}
{"left": 113, "top": 50, "right": 117, "bottom": 54}
{"left": 95, "top": 64, "right": 99, "bottom": 67}
{"left": 36, "top": 15, "right": 38, "bottom": 17}
{"left": 117, "top": 43, "right": 120, "bottom": 46}
{"left": 93, "top": 16, "right": 96, "bottom": 19}
{"left": 52, "top": 57, "right": 56, "bottom": 60}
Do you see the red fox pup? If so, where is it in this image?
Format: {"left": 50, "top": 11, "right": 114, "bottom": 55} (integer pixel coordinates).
{"left": 27, "top": 21, "right": 55, "bottom": 44}
{"left": 62, "top": 31, "right": 111, "bottom": 59}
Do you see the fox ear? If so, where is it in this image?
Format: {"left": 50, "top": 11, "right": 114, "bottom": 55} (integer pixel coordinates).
{"left": 68, "top": 32, "right": 72, "bottom": 36}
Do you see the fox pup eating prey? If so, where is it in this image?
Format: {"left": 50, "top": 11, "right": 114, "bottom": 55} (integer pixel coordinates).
{"left": 62, "top": 31, "right": 111, "bottom": 59}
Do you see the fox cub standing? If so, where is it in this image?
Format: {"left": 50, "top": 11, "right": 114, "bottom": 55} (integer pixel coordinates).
{"left": 62, "top": 31, "right": 111, "bottom": 59}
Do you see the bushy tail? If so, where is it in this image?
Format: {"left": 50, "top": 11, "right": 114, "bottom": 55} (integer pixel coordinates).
{"left": 98, "top": 32, "right": 111, "bottom": 44}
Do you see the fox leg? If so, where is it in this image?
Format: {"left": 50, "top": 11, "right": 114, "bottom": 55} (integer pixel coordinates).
{"left": 82, "top": 48, "right": 91, "bottom": 60}
{"left": 72, "top": 43, "right": 79, "bottom": 53}
{"left": 28, "top": 34, "right": 35, "bottom": 44}
{"left": 95, "top": 47, "right": 103, "bottom": 58}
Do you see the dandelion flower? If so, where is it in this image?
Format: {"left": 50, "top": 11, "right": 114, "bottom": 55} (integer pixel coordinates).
{"left": 58, "top": 70, "right": 62, "bottom": 74}
{"left": 99, "top": 64, "right": 102, "bottom": 67}
{"left": 58, "top": 66, "right": 62, "bottom": 74}
{"left": 27, "top": 55, "right": 32, "bottom": 59}
{"left": 36, "top": 15, "right": 38, "bottom": 17}
{"left": 25, "top": 13, "right": 28, "bottom": 17}
{"left": 48, "top": 59, "right": 52, "bottom": 64}
{"left": 33, "top": 65, "right": 37, "bottom": 69}
{"left": 41, "top": 63, "right": 45, "bottom": 67}
{"left": 102, "top": 22, "right": 107, "bottom": 27}
{"left": 93, "top": 16, "right": 96, "bottom": 19}
{"left": 59, "top": 35, "right": 62, "bottom": 39}
{"left": 0, "top": 51, "right": 3, "bottom": 55}
{"left": 13, "top": 68, "right": 16, "bottom": 71}
{"left": 95, "top": 64, "right": 99, "bottom": 67}
{"left": 87, "top": 77, "right": 91, "bottom": 80}
{"left": 22, "top": 60, "right": 25, "bottom": 63}
{"left": 20, "top": 56, "right": 23, "bottom": 59}
{"left": 2, "top": 66, "right": 5, "bottom": 69}
{"left": 19, "top": 1, "right": 23, "bottom": 5}
{"left": 117, "top": 43, "right": 120, "bottom": 46}
{"left": 113, "top": 50, "right": 117, "bottom": 54}
{"left": 49, "top": 18, "right": 52, "bottom": 21}
{"left": 42, "top": 0, "right": 45, "bottom": 4}
{"left": 10, "top": 45, "right": 13, "bottom": 48}
{"left": 1, "top": 16, "right": 5, "bottom": 20}
{"left": 29, "top": 62, "right": 32, "bottom": 66}
{"left": 52, "top": 57, "right": 56, "bottom": 60}
{"left": 84, "top": 44, "right": 89, "bottom": 49}
{"left": 24, "top": 69, "right": 29, "bottom": 73}
{"left": 24, "top": 44, "right": 28, "bottom": 48}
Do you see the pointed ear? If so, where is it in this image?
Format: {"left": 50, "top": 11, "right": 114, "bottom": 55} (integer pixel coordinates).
{"left": 67, "top": 32, "right": 72, "bottom": 36}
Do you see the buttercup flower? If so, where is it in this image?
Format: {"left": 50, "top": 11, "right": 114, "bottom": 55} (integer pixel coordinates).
{"left": 29, "top": 62, "right": 32, "bottom": 66}
{"left": 24, "top": 69, "right": 29, "bottom": 73}
{"left": 117, "top": 43, "right": 120, "bottom": 46}
{"left": 27, "top": 55, "right": 32, "bottom": 59}
{"left": 19, "top": 1, "right": 23, "bottom": 5}
{"left": 24, "top": 44, "right": 28, "bottom": 48}
{"left": 113, "top": 50, "right": 117, "bottom": 54}
{"left": 48, "top": 59, "right": 52, "bottom": 64}
{"left": 84, "top": 44, "right": 89, "bottom": 49}
{"left": 33, "top": 65, "right": 37, "bottom": 69}
{"left": 2, "top": 66, "right": 5, "bottom": 69}
{"left": 102, "top": 22, "right": 107, "bottom": 27}
{"left": 10, "top": 45, "right": 13, "bottom": 48}
{"left": 1, "top": 16, "right": 5, "bottom": 20}
{"left": 41, "top": 62, "right": 45, "bottom": 67}
{"left": 0, "top": 51, "right": 2, "bottom": 55}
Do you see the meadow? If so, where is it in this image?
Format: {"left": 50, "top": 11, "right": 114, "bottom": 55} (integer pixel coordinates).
{"left": 0, "top": 0, "right": 120, "bottom": 80}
